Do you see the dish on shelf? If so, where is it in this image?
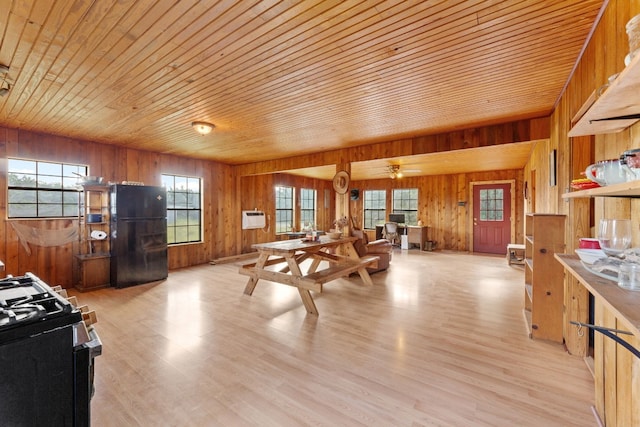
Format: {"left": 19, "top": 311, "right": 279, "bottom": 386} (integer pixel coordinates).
{"left": 581, "top": 260, "right": 618, "bottom": 282}
{"left": 575, "top": 248, "right": 607, "bottom": 264}
{"left": 580, "top": 255, "right": 625, "bottom": 283}
{"left": 570, "top": 178, "right": 600, "bottom": 190}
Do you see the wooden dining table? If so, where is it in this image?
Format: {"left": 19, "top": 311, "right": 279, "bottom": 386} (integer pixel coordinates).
{"left": 238, "top": 236, "right": 379, "bottom": 315}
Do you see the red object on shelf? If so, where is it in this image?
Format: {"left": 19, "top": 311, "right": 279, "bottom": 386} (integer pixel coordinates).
{"left": 570, "top": 179, "right": 601, "bottom": 190}
{"left": 579, "top": 238, "right": 601, "bottom": 249}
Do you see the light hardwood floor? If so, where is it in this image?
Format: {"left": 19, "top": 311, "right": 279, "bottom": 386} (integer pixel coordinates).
{"left": 74, "top": 250, "right": 595, "bottom": 426}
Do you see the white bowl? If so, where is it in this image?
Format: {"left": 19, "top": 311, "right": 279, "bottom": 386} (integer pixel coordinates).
{"left": 326, "top": 231, "right": 342, "bottom": 239}
{"left": 575, "top": 248, "right": 607, "bottom": 264}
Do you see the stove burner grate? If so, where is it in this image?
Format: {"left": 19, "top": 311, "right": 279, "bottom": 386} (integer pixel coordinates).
{"left": 0, "top": 273, "right": 77, "bottom": 332}
{"left": 0, "top": 304, "right": 46, "bottom": 327}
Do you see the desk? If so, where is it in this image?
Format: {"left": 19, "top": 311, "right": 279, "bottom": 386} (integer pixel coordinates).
{"left": 407, "top": 226, "right": 429, "bottom": 250}
{"left": 238, "top": 236, "right": 378, "bottom": 315}
{"left": 375, "top": 225, "right": 429, "bottom": 250}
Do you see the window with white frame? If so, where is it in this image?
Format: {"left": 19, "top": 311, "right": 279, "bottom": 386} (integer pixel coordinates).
{"left": 7, "top": 158, "right": 87, "bottom": 218}
{"left": 392, "top": 188, "right": 418, "bottom": 225}
{"left": 162, "top": 174, "right": 202, "bottom": 244}
{"left": 275, "top": 186, "right": 294, "bottom": 233}
{"left": 363, "top": 189, "right": 386, "bottom": 229}
{"left": 299, "top": 188, "right": 316, "bottom": 230}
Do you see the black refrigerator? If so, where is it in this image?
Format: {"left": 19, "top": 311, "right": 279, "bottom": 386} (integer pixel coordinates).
{"left": 110, "top": 185, "right": 168, "bottom": 288}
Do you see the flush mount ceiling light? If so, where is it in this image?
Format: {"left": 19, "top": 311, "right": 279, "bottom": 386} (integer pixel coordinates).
{"left": 191, "top": 121, "right": 215, "bottom": 135}
{"left": 388, "top": 165, "right": 403, "bottom": 179}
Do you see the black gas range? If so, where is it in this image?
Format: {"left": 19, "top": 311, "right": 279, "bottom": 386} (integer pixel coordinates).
{"left": 0, "top": 272, "right": 102, "bottom": 426}
{"left": 0, "top": 272, "right": 82, "bottom": 339}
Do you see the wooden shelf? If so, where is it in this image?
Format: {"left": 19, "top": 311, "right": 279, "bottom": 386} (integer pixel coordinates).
{"left": 523, "top": 214, "right": 566, "bottom": 343}
{"left": 555, "top": 254, "right": 640, "bottom": 338}
{"left": 563, "top": 180, "right": 640, "bottom": 199}
{"left": 569, "top": 53, "right": 640, "bottom": 136}
{"left": 75, "top": 186, "right": 111, "bottom": 291}
{"left": 524, "top": 258, "right": 533, "bottom": 270}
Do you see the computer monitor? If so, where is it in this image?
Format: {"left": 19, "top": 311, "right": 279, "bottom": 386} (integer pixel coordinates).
{"left": 388, "top": 213, "right": 405, "bottom": 224}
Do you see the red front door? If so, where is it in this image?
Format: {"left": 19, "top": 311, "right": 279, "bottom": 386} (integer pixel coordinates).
{"left": 473, "top": 183, "right": 511, "bottom": 254}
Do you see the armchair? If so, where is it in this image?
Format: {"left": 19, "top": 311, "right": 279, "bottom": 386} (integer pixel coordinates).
{"left": 351, "top": 229, "right": 393, "bottom": 273}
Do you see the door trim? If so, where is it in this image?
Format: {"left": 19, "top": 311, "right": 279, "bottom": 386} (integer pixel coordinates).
{"left": 469, "top": 179, "right": 516, "bottom": 253}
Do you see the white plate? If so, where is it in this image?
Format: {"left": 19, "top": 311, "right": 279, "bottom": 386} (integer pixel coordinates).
{"left": 581, "top": 260, "right": 617, "bottom": 282}
{"left": 575, "top": 248, "right": 607, "bottom": 264}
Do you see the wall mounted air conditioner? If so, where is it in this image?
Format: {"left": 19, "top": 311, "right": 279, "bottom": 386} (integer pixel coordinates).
{"left": 242, "top": 210, "right": 266, "bottom": 229}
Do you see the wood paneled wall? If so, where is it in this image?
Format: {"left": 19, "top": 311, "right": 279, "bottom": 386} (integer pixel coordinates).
{"left": 237, "top": 169, "right": 524, "bottom": 253}
{"left": 544, "top": 0, "right": 640, "bottom": 425}
{"left": 0, "top": 127, "right": 237, "bottom": 287}
{"left": 239, "top": 173, "right": 335, "bottom": 253}
{"left": 349, "top": 170, "right": 524, "bottom": 252}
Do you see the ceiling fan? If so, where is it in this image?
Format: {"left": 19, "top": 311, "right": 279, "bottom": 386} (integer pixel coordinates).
{"left": 387, "top": 164, "right": 421, "bottom": 179}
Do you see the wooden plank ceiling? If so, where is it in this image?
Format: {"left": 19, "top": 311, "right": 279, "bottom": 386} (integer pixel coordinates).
{"left": 0, "top": 1, "right": 604, "bottom": 179}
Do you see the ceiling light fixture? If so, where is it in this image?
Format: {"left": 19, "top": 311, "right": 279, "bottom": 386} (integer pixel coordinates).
{"left": 191, "top": 121, "right": 215, "bottom": 135}
{"left": 388, "top": 165, "right": 403, "bottom": 179}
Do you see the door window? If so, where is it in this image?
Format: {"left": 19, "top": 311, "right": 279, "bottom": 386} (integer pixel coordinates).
{"left": 479, "top": 189, "right": 504, "bottom": 221}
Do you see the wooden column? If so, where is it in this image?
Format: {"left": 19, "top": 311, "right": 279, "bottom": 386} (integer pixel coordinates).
{"left": 335, "top": 163, "right": 351, "bottom": 234}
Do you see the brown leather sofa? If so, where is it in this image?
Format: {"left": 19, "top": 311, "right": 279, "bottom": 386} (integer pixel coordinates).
{"left": 351, "top": 228, "right": 393, "bottom": 273}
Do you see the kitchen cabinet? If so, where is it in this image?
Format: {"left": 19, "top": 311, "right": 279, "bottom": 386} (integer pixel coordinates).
{"left": 74, "top": 185, "right": 110, "bottom": 291}
{"left": 524, "top": 214, "right": 566, "bottom": 342}
{"left": 569, "top": 53, "right": 640, "bottom": 136}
